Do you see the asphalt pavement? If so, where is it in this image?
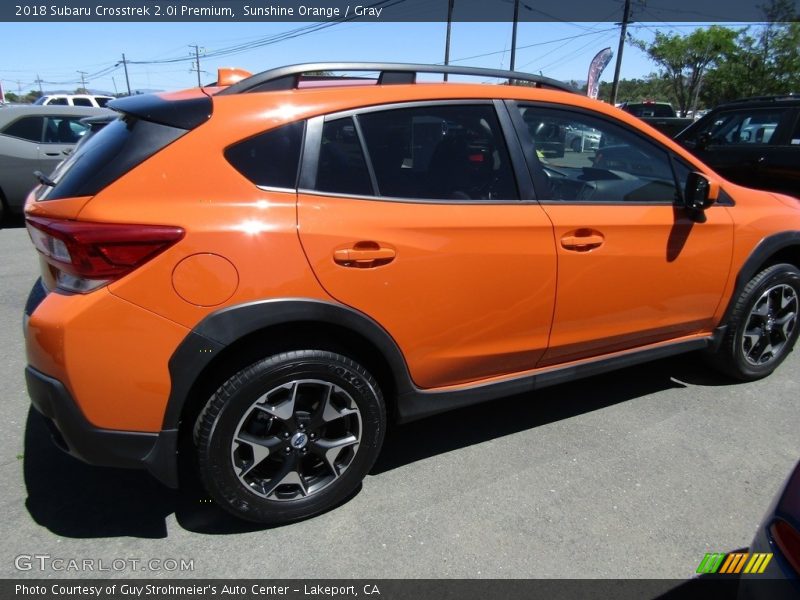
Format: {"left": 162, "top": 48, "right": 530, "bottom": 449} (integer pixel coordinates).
{"left": 1, "top": 222, "right": 798, "bottom": 584}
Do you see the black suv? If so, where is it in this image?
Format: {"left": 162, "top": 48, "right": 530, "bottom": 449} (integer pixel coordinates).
{"left": 675, "top": 94, "right": 800, "bottom": 198}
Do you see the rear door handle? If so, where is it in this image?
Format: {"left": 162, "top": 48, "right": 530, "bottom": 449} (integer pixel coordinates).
{"left": 560, "top": 231, "right": 605, "bottom": 251}
{"left": 334, "top": 242, "right": 396, "bottom": 267}
{"left": 44, "top": 152, "right": 60, "bottom": 157}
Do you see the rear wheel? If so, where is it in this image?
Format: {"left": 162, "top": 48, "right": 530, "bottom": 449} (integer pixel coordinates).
{"left": 709, "top": 263, "right": 800, "bottom": 380}
{"left": 194, "top": 350, "right": 385, "bottom": 524}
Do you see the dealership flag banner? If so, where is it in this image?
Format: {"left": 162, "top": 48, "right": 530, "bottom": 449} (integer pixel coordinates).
{"left": 586, "top": 47, "right": 613, "bottom": 99}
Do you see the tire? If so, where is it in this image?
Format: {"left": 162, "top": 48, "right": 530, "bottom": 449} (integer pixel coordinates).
{"left": 708, "top": 263, "right": 800, "bottom": 380}
{"left": 194, "top": 350, "right": 385, "bottom": 524}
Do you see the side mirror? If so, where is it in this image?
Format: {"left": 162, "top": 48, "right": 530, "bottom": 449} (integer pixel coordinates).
{"left": 695, "top": 132, "right": 712, "bottom": 150}
{"left": 684, "top": 172, "right": 719, "bottom": 212}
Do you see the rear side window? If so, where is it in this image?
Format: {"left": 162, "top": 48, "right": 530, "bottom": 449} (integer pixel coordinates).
{"left": 95, "top": 97, "right": 111, "bottom": 108}
{"left": 73, "top": 98, "right": 93, "bottom": 107}
{"left": 39, "top": 115, "right": 187, "bottom": 201}
{"left": 225, "top": 121, "right": 305, "bottom": 189}
{"left": 692, "top": 108, "right": 787, "bottom": 146}
{"left": 358, "top": 104, "right": 518, "bottom": 201}
{"left": 316, "top": 117, "right": 372, "bottom": 196}
{"left": 1, "top": 116, "right": 44, "bottom": 142}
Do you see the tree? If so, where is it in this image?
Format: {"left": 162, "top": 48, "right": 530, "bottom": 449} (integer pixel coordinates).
{"left": 597, "top": 76, "right": 671, "bottom": 104}
{"left": 632, "top": 26, "right": 739, "bottom": 116}
{"left": 702, "top": 0, "right": 800, "bottom": 104}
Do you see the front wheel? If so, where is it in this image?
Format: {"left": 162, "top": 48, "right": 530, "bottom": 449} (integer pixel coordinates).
{"left": 708, "top": 263, "right": 800, "bottom": 380}
{"left": 194, "top": 350, "right": 385, "bottom": 524}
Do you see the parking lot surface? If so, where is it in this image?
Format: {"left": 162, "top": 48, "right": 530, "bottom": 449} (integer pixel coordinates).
{"left": 0, "top": 223, "right": 798, "bottom": 583}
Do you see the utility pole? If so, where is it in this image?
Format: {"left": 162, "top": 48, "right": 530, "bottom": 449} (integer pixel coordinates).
{"left": 35, "top": 74, "right": 43, "bottom": 94}
{"left": 120, "top": 53, "right": 131, "bottom": 95}
{"left": 610, "top": 0, "right": 632, "bottom": 106}
{"left": 509, "top": 0, "right": 520, "bottom": 73}
{"left": 190, "top": 44, "right": 204, "bottom": 87}
{"left": 77, "top": 70, "right": 88, "bottom": 93}
{"left": 443, "top": 0, "right": 454, "bottom": 81}
{"left": 111, "top": 76, "right": 118, "bottom": 96}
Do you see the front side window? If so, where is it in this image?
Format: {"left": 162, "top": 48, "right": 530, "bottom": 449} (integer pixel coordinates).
{"left": 1, "top": 116, "right": 44, "bottom": 142}
{"left": 43, "top": 117, "right": 89, "bottom": 143}
{"left": 692, "top": 108, "right": 786, "bottom": 146}
{"left": 517, "top": 105, "right": 680, "bottom": 203}
{"left": 358, "top": 104, "right": 518, "bottom": 201}
{"left": 225, "top": 120, "right": 305, "bottom": 189}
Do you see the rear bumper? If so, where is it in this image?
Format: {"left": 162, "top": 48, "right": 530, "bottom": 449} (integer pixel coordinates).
{"left": 25, "top": 365, "right": 179, "bottom": 488}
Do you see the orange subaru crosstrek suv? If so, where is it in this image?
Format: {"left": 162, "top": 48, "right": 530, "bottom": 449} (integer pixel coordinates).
{"left": 23, "top": 63, "right": 800, "bottom": 524}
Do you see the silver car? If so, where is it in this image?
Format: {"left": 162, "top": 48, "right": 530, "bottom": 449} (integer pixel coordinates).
{"left": 565, "top": 124, "right": 601, "bottom": 153}
{"left": 0, "top": 105, "right": 113, "bottom": 220}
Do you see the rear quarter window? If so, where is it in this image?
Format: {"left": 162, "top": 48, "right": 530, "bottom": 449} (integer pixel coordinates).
{"left": 224, "top": 121, "right": 305, "bottom": 189}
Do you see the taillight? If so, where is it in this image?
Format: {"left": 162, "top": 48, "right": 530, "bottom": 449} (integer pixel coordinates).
{"left": 771, "top": 519, "right": 800, "bottom": 574}
{"left": 26, "top": 216, "right": 184, "bottom": 293}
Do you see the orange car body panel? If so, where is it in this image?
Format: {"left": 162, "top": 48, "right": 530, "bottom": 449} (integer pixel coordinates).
{"left": 539, "top": 203, "right": 734, "bottom": 364}
{"left": 26, "top": 288, "right": 189, "bottom": 431}
{"left": 22, "top": 80, "right": 800, "bottom": 434}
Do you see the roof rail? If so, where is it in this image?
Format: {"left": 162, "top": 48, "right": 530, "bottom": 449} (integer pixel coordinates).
{"left": 726, "top": 93, "right": 799, "bottom": 104}
{"left": 216, "top": 62, "right": 577, "bottom": 96}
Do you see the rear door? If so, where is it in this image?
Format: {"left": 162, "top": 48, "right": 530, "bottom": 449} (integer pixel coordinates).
{"left": 0, "top": 115, "right": 44, "bottom": 208}
{"left": 297, "top": 101, "right": 557, "bottom": 389}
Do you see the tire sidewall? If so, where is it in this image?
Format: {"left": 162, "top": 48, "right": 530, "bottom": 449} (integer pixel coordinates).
{"left": 198, "top": 352, "right": 385, "bottom": 524}
{"left": 730, "top": 265, "right": 800, "bottom": 379}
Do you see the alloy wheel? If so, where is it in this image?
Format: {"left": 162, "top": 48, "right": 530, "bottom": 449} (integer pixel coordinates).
{"left": 741, "top": 283, "right": 798, "bottom": 366}
{"left": 230, "top": 379, "right": 362, "bottom": 501}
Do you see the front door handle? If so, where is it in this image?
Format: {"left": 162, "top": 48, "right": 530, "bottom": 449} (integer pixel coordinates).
{"left": 334, "top": 242, "right": 396, "bottom": 268}
{"left": 560, "top": 231, "right": 605, "bottom": 251}
{"left": 44, "top": 152, "right": 61, "bottom": 157}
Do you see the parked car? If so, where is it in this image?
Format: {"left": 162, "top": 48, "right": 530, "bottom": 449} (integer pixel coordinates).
{"left": 0, "top": 105, "right": 113, "bottom": 220}
{"left": 675, "top": 95, "right": 800, "bottom": 199}
{"left": 739, "top": 459, "right": 800, "bottom": 599}
{"left": 619, "top": 101, "right": 695, "bottom": 137}
{"left": 23, "top": 62, "right": 800, "bottom": 525}
{"left": 565, "top": 124, "right": 601, "bottom": 152}
{"left": 34, "top": 94, "right": 113, "bottom": 108}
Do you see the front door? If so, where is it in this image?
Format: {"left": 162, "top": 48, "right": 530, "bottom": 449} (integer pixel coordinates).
{"left": 511, "top": 103, "right": 734, "bottom": 365}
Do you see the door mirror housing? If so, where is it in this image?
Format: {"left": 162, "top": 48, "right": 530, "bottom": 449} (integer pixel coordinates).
{"left": 684, "top": 172, "right": 719, "bottom": 212}
{"left": 696, "top": 132, "right": 712, "bottom": 150}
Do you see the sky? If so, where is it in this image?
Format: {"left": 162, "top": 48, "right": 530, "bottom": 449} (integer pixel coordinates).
{"left": 0, "top": 19, "right": 765, "bottom": 96}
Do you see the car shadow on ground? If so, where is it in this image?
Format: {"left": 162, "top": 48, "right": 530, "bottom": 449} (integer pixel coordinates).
{"left": 23, "top": 354, "right": 739, "bottom": 538}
